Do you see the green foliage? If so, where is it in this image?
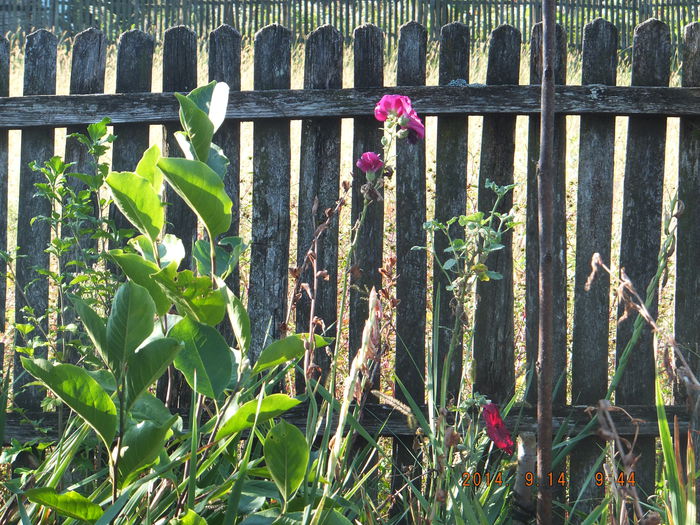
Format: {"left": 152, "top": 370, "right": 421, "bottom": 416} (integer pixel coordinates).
{"left": 264, "top": 420, "right": 309, "bottom": 504}
{"left": 169, "top": 316, "right": 233, "bottom": 399}
{"left": 25, "top": 487, "right": 104, "bottom": 522}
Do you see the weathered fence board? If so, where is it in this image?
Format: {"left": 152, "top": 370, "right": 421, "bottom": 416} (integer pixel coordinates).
{"left": 616, "top": 18, "right": 672, "bottom": 500}
{"left": 525, "top": 22, "right": 568, "bottom": 407}
{"left": 294, "top": 24, "right": 343, "bottom": 389}
{"left": 570, "top": 18, "right": 618, "bottom": 513}
{"left": 393, "top": 20, "right": 427, "bottom": 521}
{"left": 526, "top": 22, "right": 568, "bottom": 524}
{"left": 675, "top": 22, "right": 700, "bottom": 400}
{"left": 110, "top": 30, "right": 155, "bottom": 233}
{"left": 473, "top": 24, "right": 520, "bottom": 405}
{"left": 13, "top": 30, "right": 57, "bottom": 409}
{"left": 162, "top": 26, "right": 198, "bottom": 270}
{"left": 0, "top": 35, "right": 7, "bottom": 374}
{"left": 433, "top": 21, "right": 469, "bottom": 401}
{"left": 209, "top": 24, "right": 242, "bottom": 342}
{"left": 4, "top": 84, "right": 700, "bottom": 128}
{"left": 248, "top": 24, "right": 292, "bottom": 361}
{"left": 349, "top": 24, "right": 384, "bottom": 372}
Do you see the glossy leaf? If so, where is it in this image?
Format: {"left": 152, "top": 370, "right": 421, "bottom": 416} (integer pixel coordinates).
{"left": 135, "top": 144, "right": 163, "bottom": 191}
{"left": 151, "top": 263, "right": 227, "bottom": 326}
{"left": 69, "top": 296, "right": 108, "bottom": 367}
{"left": 106, "top": 171, "right": 164, "bottom": 243}
{"left": 109, "top": 250, "right": 171, "bottom": 316}
{"left": 176, "top": 510, "right": 208, "bottom": 525}
{"left": 106, "top": 282, "right": 156, "bottom": 374}
{"left": 175, "top": 132, "right": 230, "bottom": 180}
{"left": 21, "top": 358, "right": 116, "bottom": 448}
{"left": 124, "top": 337, "right": 183, "bottom": 410}
{"left": 225, "top": 287, "right": 251, "bottom": 354}
{"left": 187, "top": 81, "right": 230, "bottom": 132}
{"left": 169, "top": 317, "right": 232, "bottom": 399}
{"left": 176, "top": 92, "right": 214, "bottom": 162}
{"left": 157, "top": 157, "right": 232, "bottom": 239}
{"left": 264, "top": 420, "right": 309, "bottom": 502}
{"left": 215, "top": 394, "right": 301, "bottom": 442}
{"left": 115, "top": 416, "right": 177, "bottom": 488}
{"left": 253, "top": 335, "right": 333, "bottom": 374}
{"left": 25, "top": 487, "right": 103, "bottom": 523}
{"left": 158, "top": 234, "right": 186, "bottom": 269}
{"left": 193, "top": 237, "right": 244, "bottom": 278}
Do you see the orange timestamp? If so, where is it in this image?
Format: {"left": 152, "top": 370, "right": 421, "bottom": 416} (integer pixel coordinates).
{"left": 594, "top": 471, "right": 636, "bottom": 486}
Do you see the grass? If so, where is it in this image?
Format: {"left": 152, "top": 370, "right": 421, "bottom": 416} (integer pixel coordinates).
{"left": 2, "top": 31, "right": 685, "bottom": 408}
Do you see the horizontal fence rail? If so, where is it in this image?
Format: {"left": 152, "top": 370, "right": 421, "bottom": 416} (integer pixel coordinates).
{"left": 1, "top": 0, "right": 700, "bottom": 50}
{"left": 2, "top": 85, "right": 700, "bottom": 128}
{"left": 1, "top": 18, "right": 700, "bottom": 517}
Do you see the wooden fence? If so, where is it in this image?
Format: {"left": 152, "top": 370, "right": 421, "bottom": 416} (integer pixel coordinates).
{"left": 1, "top": 0, "right": 700, "bottom": 50}
{"left": 1, "top": 17, "right": 700, "bottom": 520}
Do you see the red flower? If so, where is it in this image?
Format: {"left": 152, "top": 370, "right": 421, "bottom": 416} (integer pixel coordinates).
{"left": 482, "top": 403, "right": 514, "bottom": 455}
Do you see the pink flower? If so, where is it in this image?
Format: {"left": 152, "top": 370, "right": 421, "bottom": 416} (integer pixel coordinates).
{"left": 374, "top": 94, "right": 425, "bottom": 143}
{"left": 374, "top": 94, "right": 414, "bottom": 122}
{"left": 402, "top": 113, "right": 425, "bottom": 144}
{"left": 356, "top": 152, "right": 384, "bottom": 175}
{"left": 482, "top": 403, "right": 514, "bottom": 455}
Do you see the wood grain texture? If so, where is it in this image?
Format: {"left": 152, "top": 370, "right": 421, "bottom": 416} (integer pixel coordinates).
{"left": 433, "top": 22, "right": 469, "bottom": 400}
{"left": 675, "top": 23, "right": 700, "bottom": 397}
{"left": 349, "top": 24, "right": 384, "bottom": 365}
{"left": 392, "top": 21, "right": 427, "bottom": 523}
{"left": 111, "top": 30, "right": 155, "bottom": 233}
{"left": 525, "top": 23, "right": 567, "bottom": 407}
{"left": 0, "top": 35, "right": 7, "bottom": 371}
{"left": 162, "top": 26, "right": 198, "bottom": 268}
{"left": 570, "top": 18, "right": 618, "bottom": 514}
{"left": 62, "top": 29, "right": 106, "bottom": 359}
{"left": 3, "top": 404, "right": 691, "bottom": 444}
{"left": 473, "top": 24, "right": 520, "bottom": 405}
{"left": 294, "top": 25, "right": 342, "bottom": 390}
{"left": 616, "top": 18, "right": 671, "bottom": 500}
{"left": 209, "top": 24, "right": 242, "bottom": 339}
{"left": 14, "top": 30, "right": 57, "bottom": 409}
{"left": 2, "top": 84, "right": 700, "bottom": 129}
{"left": 248, "top": 24, "right": 291, "bottom": 361}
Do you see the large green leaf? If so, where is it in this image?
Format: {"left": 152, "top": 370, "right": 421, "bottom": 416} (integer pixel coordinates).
{"left": 264, "top": 420, "right": 309, "bottom": 502}
{"left": 157, "top": 157, "right": 232, "bottom": 239}
{"left": 106, "top": 281, "right": 156, "bottom": 374}
{"left": 175, "top": 93, "right": 214, "bottom": 162}
{"left": 151, "top": 263, "right": 227, "bottom": 326}
{"left": 69, "top": 296, "right": 108, "bottom": 367}
{"left": 109, "top": 250, "right": 171, "bottom": 316}
{"left": 175, "top": 509, "right": 209, "bottom": 525}
{"left": 106, "top": 171, "right": 164, "bottom": 243}
{"left": 135, "top": 144, "right": 163, "bottom": 191}
{"left": 187, "top": 81, "right": 230, "bottom": 132}
{"left": 194, "top": 237, "right": 244, "bottom": 278}
{"left": 124, "top": 337, "right": 183, "bottom": 410}
{"left": 115, "top": 416, "right": 177, "bottom": 488}
{"left": 169, "top": 317, "right": 232, "bottom": 399}
{"left": 25, "top": 487, "right": 103, "bottom": 523}
{"left": 21, "top": 358, "right": 116, "bottom": 448}
{"left": 215, "top": 394, "right": 301, "bottom": 442}
{"left": 253, "top": 335, "right": 333, "bottom": 373}
{"left": 175, "top": 131, "right": 230, "bottom": 180}
{"left": 225, "top": 287, "right": 250, "bottom": 354}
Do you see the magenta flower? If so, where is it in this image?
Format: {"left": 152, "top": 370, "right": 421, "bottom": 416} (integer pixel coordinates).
{"left": 402, "top": 113, "right": 425, "bottom": 144}
{"left": 482, "top": 403, "right": 514, "bottom": 455}
{"left": 374, "top": 94, "right": 414, "bottom": 122}
{"left": 356, "top": 152, "right": 384, "bottom": 175}
{"left": 374, "top": 94, "right": 425, "bottom": 143}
